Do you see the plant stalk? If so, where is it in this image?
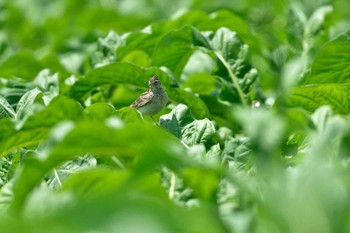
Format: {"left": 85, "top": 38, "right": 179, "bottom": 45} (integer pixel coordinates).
{"left": 215, "top": 51, "right": 248, "bottom": 107}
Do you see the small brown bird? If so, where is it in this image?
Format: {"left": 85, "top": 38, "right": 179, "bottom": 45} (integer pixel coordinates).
{"left": 130, "top": 76, "right": 168, "bottom": 124}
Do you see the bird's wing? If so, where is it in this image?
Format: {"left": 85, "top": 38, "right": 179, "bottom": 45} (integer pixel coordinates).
{"left": 130, "top": 91, "right": 153, "bottom": 108}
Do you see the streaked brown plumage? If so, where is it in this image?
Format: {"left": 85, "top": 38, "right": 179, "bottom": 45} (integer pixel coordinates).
{"left": 131, "top": 76, "right": 168, "bottom": 117}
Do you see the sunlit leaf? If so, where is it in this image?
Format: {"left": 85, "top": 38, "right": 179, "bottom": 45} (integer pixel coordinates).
{"left": 287, "top": 84, "right": 350, "bottom": 114}
{"left": 0, "top": 96, "right": 82, "bottom": 158}
{"left": 0, "top": 51, "right": 44, "bottom": 80}
{"left": 153, "top": 25, "right": 210, "bottom": 79}
{"left": 10, "top": 121, "right": 189, "bottom": 212}
{"left": 303, "top": 31, "right": 350, "bottom": 85}
{"left": 160, "top": 104, "right": 215, "bottom": 146}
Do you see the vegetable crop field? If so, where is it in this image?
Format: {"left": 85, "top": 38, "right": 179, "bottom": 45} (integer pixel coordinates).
{"left": 1, "top": 0, "right": 350, "bottom": 232}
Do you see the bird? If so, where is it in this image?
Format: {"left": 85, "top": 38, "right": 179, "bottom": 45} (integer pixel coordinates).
{"left": 130, "top": 76, "right": 168, "bottom": 124}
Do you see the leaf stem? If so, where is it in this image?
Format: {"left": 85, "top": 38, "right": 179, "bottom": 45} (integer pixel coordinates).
{"left": 169, "top": 172, "right": 176, "bottom": 199}
{"left": 215, "top": 51, "right": 248, "bottom": 107}
{"left": 180, "top": 139, "right": 190, "bottom": 149}
{"left": 53, "top": 169, "right": 62, "bottom": 188}
{"left": 111, "top": 155, "right": 127, "bottom": 170}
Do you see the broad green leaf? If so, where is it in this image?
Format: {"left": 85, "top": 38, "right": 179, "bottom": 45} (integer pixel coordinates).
{"left": 210, "top": 27, "right": 245, "bottom": 68}
{"left": 182, "top": 73, "right": 217, "bottom": 95}
{"left": 221, "top": 135, "right": 252, "bottom": 168}
{"left": 159, "top": 10, "right": 253, "bottom": 48}
{"left": 70, "top": 62, "right": 143, "bottom": 100}
{"left": 17, "top": 167, "right": 226, "bottom": 233}
{"left": 0, "top": 96, "right": 82, "bottom": 158}
{"left": 181, "top": 167, "right": 219, "bottom": 202}
{"left": 153, "top": 25, "right": 210, "bottom": 79}
{"left": 182, "top": 50, "right": 217, "bottom": 80}
{"left": 15, "top": 88, "right": 42, "bottom": 120}
{"left": 208, "top": 27, "right": 253, "bottom": 106}
{"left": 284, "top": 108, "right": 315, "bottom": 132}
{"left": 39, "top": 53, "right": 70, "bottom": 78}
{"left": 160, "top": 104, "right": 197, "bottom": 138}
{"left": 160, "top": 104, "right": 215, "bottom": 146}
{"left": 0, "top": 95, "right": 15, "bottom": 118}
{"left": 205, "top": 10, "right": 255, "bottom": 47}
{"left": 286, "top": 84, "right": 350, "bottom": 114}
{"left": 167, "top": 88, "right": 209, "bottom": 119}
{"left": 0, "top": 118, "right": 16, "bottom": 143}
{"left": 0, "top": 123, "right": 48, "bottom": 159}
{"left": 116, "top": 32, "right": 162, "bottom": 60}
{"left": 116, "top": 107, "right": 143, "bottom": 123}
{"left": 303, "top": 31, "right": 350, "bottom": 84}
{"left": 22, "top": 96, "right": 82, "bottom": 130}
{"left": 182, "top": 119, "right": 216, "bottom": 146}
{"left": 0, "top": 51, "right": 44, "bottom": 80}
{"left": 235, "top": 107, "right": 285, "bottom": 157}
{"left": 10, "top": 121, "right": 189, "bottom": 212}
{"left": 83, "top": 103, "right": 118, "bottom": 121}
{"left": 210, "top": 27, "right": 251, "bottom": 80}
{"left": 61, "top": 168, "right": 129, "bottom": 199}
{"left": 121, "top": 50, "right": 151, "bottom": 67}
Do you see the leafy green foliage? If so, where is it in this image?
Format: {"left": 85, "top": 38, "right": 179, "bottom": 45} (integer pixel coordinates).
{"left": 1, "top": 0, "right": 350, "bottom": 232}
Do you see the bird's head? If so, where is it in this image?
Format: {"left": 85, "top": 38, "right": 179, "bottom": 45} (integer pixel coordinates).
{"left": 148, "top": 76, "right": 163, "bottom": 91}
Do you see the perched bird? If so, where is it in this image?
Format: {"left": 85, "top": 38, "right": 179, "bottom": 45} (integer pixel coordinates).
{"left": 130, "top": 76, "right": 168, "bottom": 124}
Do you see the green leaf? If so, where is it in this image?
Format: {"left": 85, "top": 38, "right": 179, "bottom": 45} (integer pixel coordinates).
{"left": 210, "top": 27, "right": 245, "bottom": 68}
{"left": 160, "top": 10, "right": 253, "bottom": 48}
{"left": 182, "top": 73, "right": 217, "bottom": 95}
{"left": 22, "top": 96, "right": 83, "bottom": 130}
{"left": 17, "top": 166, "right": 226, "bottom": 233}
{"left": 204, "top": 10, "right": 254, "bottom": 47}
{"left": 209, "top": 27, "right": 251, "bottom": 106}
{"left": 160, "top": 104, "right": 215, "bottom": 146}
{"left": 70, "top": 62, "right": 143, "bottom": 100}
{"left": 15, "top": 88, "right": 42, "bottom": 120}
{"left": 235, "top": 107, "right": 285, "bottom": 156}
{"left": 181, "top": 167, "right": 219, "bottom": 201}
{"left": 286, "top": 84, "right": 350, "bottom": 114}
{"left": 153, "top": 25, "right": 210, "bottom": 79}
{"left": 182, "top": 119, "right": 216, "bottom": 146}
{"left": 167, "top": 88, "right": 209, "bottom": 119}
{"left": 83, "top": 103, "right": 118, "bottom": 121}
{"left": 121, "top": 50, "right": 151, "bottom": 67}
{"left": 0, "top": 51, "right": 44, "bottom": 80}
{"left": 303, "top": 31, "right": 350, "bottom": 85}
{"left": 61, "top": 168, "right": 129, "bottom": 199}
{"left": 10, "top": 121, "right": 188, "bottom": 213}
{"left": 0, "top": 95, "right": 15, "bottom": 118}
{"left": 0, "top": 96, "right": 82, "bottom": 158}
{"left": 116, "top": 32, "right": 162, "bottom": 60}
{"left": 116, "top": 107, "right": 143, "bottom": 123}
